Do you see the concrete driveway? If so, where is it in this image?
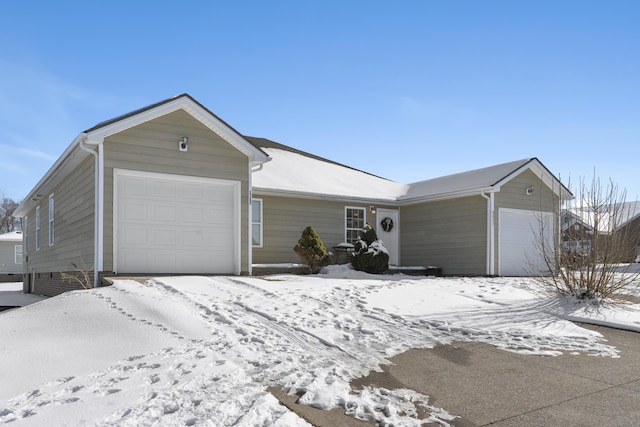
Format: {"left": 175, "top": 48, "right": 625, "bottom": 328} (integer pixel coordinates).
{"left": 273, "top": 324, "right": 640, "bottom": 426}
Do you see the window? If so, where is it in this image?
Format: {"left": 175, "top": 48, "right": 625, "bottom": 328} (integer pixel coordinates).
{"left": 345, "top": 207, "right": 366, "bottom": 244}
{"left": 48, "top": 194, "right": 54, "bottom": 246}
{"left": 15, "top": 245, "right": 23, "bottom": 264}
{"left": 24, "top": 216, "right": 28, "bottom": 254}
{"left": 252, "top": 198, "right": 263, "bottom": 247}
{"left": 35, "top": 206, "right": 40, "bottom": 251}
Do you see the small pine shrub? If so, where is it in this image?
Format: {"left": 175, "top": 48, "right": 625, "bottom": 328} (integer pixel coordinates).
{"left": 351, "top": 223, "right": 389, "bottom": 274}
{"left": 294, "top": 226, "right": 329, "bottom": 273}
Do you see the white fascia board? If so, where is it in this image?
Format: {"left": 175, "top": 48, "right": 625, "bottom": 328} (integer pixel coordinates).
{"left": 251, "top": 187, "right": 401, "bottom": 205}
{"left": 398, "top": 187, "right": 497, "bottom": 206}
{"left": 87, "top": 97, "right": 270, "bottom": 165}
{"left": 493, "top": 159, "right": 571, "bottom": 199}
{"left": 14, "top": 133, "right": 91, "bottom": 217}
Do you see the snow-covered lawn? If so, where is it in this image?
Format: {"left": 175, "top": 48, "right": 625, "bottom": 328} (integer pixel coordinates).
{"left": 1, "top": 266, "right": 640, "bottom": 426}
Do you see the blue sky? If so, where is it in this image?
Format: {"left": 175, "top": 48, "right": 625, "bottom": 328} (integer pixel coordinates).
{"left": 1, "top": 1, "right": 639, "bottom": 202}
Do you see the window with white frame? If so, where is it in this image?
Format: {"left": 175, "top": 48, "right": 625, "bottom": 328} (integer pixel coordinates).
{"left": 252, "top": 198, "right": 263, "bottom": 247}
{"left": 15, "top": 245, "right": 22, "bottom": 264}
{"left": 35, "top": 206, "right": 40, "bottom": 251}
{"left": 345, "top": 207, "right": 366, "bottom": 244}
{"left": 24, "top": 216, "right": 28, "bottom": 254}
{"left": 48, "top": 194, "right": 54, "bottom": 246}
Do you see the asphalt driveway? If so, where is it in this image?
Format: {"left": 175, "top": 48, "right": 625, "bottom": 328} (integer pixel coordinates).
{"left": 273, "top": 324, "right": 640, "bottom": 426}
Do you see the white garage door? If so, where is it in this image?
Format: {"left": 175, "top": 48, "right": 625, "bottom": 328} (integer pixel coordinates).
{"left": 499, "top": 208, "right": 553, "bottom": 276}
{"left": 115, "top": 169, "right": 240, "bottom": 274}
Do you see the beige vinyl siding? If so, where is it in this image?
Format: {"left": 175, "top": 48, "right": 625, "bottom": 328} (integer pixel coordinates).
{"left": 495, "top": 170, "right": 557, "bottom": 213}
{"left": 493, "top": 170, "right": 558, "bottom": 273}
{"left": 22, "top": 156, "right": 96, "bottom": 274}
{"left": 0, "top": 241, "right": 22, "bottom": 274}
{"left": 252, "top": 195, "right": 389, "bottom": 265}
{"left": 102, "top": 109, "right": 250, "bottom": 272}
{"left": 400, "top": 196, "right": 487, "bottom": 275}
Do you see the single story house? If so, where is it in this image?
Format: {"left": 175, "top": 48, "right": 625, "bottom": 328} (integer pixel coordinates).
{"left": 0, "top": 231, "right": 23, "bottom": 282}
{"left": 13, "top": 94, "right": 571, "bottom": 296}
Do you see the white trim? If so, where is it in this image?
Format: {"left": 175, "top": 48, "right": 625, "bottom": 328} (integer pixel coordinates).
{"left": 35, "top": 206, "right": 40, "bottom": 251}
{"left": 251, "top": 198, "right": 264, "bottom": 248}
{"left": 375, "top": 208, "right": 400, "bottom": 265}
{"left": 48, "top": 193, "right": 55, "bottom": 246}
{"left": 24, "top": 216, "right": 28, "bottom": 254}
{"left": 15, "top": 244, "right": 23, "bottom": 264}
{"left": 79, "top": 139, "right": 100, "bottom": 287}
{"left": 344, "top": 206, "right": 367, "bottom": 245}
{"left": 97, "top": 143, "right": 104, "bottom": 272}
{"left": 247, "top": 164, "right": 253, "bottom": 274}
{"left": 89, "top": 96, "right": 269, "bottom": 164}
{"left": 497, "top": 207, "right": 553, "bottom": 276}
{"left": 481, "top": 191, "right": 496, "bottom": 275}
{"left": 113, "top": 168, "right": 242, "bottom": 275}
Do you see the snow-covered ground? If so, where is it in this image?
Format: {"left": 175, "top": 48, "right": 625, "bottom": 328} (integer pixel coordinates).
{"left": 1, "top": 266, "right": 640, "bottom": 426}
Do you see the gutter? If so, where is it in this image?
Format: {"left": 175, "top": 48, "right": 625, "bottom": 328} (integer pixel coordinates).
{"left": 481, "top": 190, "right": 495, "bottom": 275}
{"left": 79, "top": 136, "right": 104, "bottom": 288}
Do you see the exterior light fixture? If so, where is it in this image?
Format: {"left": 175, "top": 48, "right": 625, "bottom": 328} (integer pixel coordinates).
{"left": 370, "top": 206, "right": 376, "bottom": 215}
{"left": 526, "top": 186, "right": 534, "bottom": 195}
{"left": 179, "top": 136, "right": 189, "bottom": 152}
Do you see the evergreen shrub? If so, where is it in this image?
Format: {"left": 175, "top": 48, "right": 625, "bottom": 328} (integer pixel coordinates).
{"left": 351, "top": 223, "right": 389, "bottom": 274}
{"left": 293, "top": 225, "right": 329, "bottom": 273}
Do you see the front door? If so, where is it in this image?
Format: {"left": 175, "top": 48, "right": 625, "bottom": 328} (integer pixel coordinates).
{"left": 376, "top": 208, "right": 399, "bottom": 266}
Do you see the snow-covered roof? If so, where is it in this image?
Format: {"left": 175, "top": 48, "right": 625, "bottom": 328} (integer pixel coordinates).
{"left": 0, "top": 231, "right": 22, "bottom": 242}
{"left": 570, "top": 201, "right": 640, "bottom": 233}
{"left": 399, "top": 158, "right": 536, "bottom": 202}
{"left": 250, "top": 138, "right": 408, "bottom": 202}
{"left": 250, "top": 139, "right": 568, "bottom": 203}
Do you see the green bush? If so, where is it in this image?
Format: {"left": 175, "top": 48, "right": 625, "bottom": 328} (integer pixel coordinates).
{"left": 294, "top": 226, "right": 329, "bottom": 273}
{"left": 351, "top": 223, "right": 389, "bottom": 274}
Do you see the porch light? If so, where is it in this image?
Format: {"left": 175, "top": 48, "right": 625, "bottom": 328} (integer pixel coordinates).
{"left": 369, "top": 206, "right": 376, "bottom": 215}
{"left": 178, "top": 136, "right": 189, "bottom": 152}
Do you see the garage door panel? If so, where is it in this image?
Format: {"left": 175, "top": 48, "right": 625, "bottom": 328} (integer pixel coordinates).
{"left": 499, "top": 209, "right": 552, "bottom": 276}
{"left": 152, "top": 204, "right": 177, "bottom": 222}
{"left": 116, "top": 170, "right": 239, "bottom": 274}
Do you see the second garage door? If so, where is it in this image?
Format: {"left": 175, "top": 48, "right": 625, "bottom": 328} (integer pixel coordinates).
{"left": 114, "top": 169, "right": 240, "bottom": 274}
{"left": 499, "top": 208, "right": 553, "bottom": 276}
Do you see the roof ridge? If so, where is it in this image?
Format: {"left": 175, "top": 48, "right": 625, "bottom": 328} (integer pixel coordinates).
{"left": 244, "top": 136, "right": 394, "bottom": 182}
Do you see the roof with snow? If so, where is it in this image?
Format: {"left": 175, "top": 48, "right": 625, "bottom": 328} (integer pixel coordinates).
{"left": 249, "top": 137, "right": 408, "bottom": 202}
{"left": 570, "top": 201, "right": 640, "bottom": 233}
{"left": 0, "top": 231, "right": 23, "bottom": 242}
{"left": 250, "top": 138, "right": 568, "bottom": 203}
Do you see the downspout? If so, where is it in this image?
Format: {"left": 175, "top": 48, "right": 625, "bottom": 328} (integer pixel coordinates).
{"left": 248, "top": 162, "right": 253, "bottom": 276}
{"left": 79, "top": 137, "right": 101, "bottom": 288}
{"left": 481, "top": 191, "right": 495, "bottom": 275}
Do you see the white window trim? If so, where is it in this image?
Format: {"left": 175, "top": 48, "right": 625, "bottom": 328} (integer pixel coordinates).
{"left": 49, "top": 193, "right": 55, "bottom": 246}
{"left": 24, "top": 216, "right": 28, "bottom": 254}
{"left": 35, "top": 206, "right": 40, "bottom": 251}
{"left": 15, "top": 245, "right": 23, "bottom": 264}
{"left": 252, "top": 198, "right": 263, "bottom": 248}
{"left": 344, "top": 206, "right": 366, "bottom": 244}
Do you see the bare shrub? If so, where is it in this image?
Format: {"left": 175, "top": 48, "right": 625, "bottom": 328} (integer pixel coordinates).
{"left": 537, "top": 174, "right": 640, "bottom": 300}
{"left": 61, "top": 262, "right": 94, "bottom": 290}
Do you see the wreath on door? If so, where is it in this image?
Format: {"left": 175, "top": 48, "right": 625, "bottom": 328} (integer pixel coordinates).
{"left": 381, "top": 217, "right": 394, "bottom": 232}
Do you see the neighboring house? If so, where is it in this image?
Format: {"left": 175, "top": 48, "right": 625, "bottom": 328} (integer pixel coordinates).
{"left": 561, "top": 209, "right": 594, "bottom": 256}
{"left": 13, "top": 94, "right": 571, "bottom": 296}
{"left": 569, "top": 201, "right": 640, "bottom": 263}
{"left": 0, "top": 231, "right": 23, "bottom": 282}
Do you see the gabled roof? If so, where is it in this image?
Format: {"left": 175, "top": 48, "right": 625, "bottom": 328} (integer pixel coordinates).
{"left": 400, "top": 157, "right": 571, "bottom": 202}
{"left": 250, "top": 138, "right": 407, "bottom": 202}
{"left": 570, "top": 201, "right": 640, "bottom": 233}
{"left": 15, "top": 94, "right": 270, "bottom": 217}
{"left": 252, "top": 143, "right": 571, "bottom": 204}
